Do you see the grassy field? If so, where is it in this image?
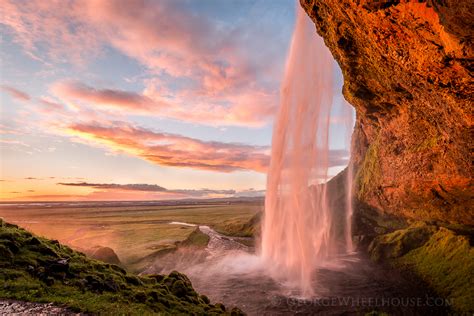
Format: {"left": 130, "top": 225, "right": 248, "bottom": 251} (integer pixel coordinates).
{"left": 0, "top": 201, "right": 262, "bottom": 272}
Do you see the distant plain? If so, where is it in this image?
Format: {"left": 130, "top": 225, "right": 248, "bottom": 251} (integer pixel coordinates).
{"left": 0, "top": 200, "right": 262, "bottom": 272}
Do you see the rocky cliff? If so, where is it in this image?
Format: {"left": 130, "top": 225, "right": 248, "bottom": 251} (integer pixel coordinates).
{"left": 301, "top": 0, "right": 473, "bottom": 225}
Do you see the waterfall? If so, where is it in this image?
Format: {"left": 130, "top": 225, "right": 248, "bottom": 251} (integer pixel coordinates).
{"left": 261, "top": 4, "right": 336, "bottom": 296}
{"left": 343, "top": 101, "right": 354, "bottom": 253}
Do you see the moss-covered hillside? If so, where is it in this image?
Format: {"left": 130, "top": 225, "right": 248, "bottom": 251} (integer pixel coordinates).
{"left": 0, "top": 219, "right": 243, "bottom": 315}
{"left": 369, "top": 222, "right": 474, "bottom": 314}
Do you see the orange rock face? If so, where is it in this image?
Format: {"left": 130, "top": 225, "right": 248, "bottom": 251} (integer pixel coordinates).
{"left": 301, "top": 0, "right": 473, "bottom": 224}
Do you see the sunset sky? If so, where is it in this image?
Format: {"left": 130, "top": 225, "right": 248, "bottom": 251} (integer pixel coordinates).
{"left": 0, "top": 0, "right": 352, "bottom": 201}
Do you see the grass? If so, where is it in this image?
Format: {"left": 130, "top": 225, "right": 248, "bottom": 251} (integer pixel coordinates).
{"left": 213, "top": 212, "right": 261, "bottom": 237}
{"left": 179, "top": 228, "right": 210, "bottom": 248}
{"left": 0, "top": 203, "right": 261, "bottom": 272}
{"left": 0, "top": 219, "right": 243, "bottom": 315}
{"left": 368, "top": 222, "right": 474, "bottom": 313}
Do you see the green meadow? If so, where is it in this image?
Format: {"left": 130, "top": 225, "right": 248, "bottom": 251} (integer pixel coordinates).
{"left": 0, "top": 201, "right": 261, "bottom": 272}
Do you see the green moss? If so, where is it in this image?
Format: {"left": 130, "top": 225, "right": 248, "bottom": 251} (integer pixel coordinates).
{"left": 369, "top": 223, "right": 474, "bottom": 313}
{"left": 213, "top": 213, "right": 261, "bottom": 238}
{"left": 356, "top": 135, "right": 381, "bottom": 199}
{"left": 179, "top": 227, "right": 210, "bottom": 248}
{"left": 0, "top": 221, "right": 239, "bottom": 315}
{"left": 368, "top": 222, "right": 436, "bottom": 261}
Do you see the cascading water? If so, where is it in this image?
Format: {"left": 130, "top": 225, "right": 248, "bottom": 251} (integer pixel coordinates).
{"left": 343, "top": 101, "right": 354, "bottom": 253}
{"left": 261, "top": 4, "right": 336, "bottom": 296}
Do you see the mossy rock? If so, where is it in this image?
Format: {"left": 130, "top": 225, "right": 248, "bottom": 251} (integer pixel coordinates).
{"left": 89, "top": 246, "right": 121, "bottom": 265}
{"left": 369, "top": 222, "right": 474, "bottom": 313}
{"left": 0, "top": 221, "right": 242, "bottom": 315}
{"left": 368, "top": 222, "right": 436, "bottom": 261}
{"left": 178, "top": 227, "right": 210, "bottom": 248}
{"left": 0, "top": 244, "right": 14, "bottom": 261}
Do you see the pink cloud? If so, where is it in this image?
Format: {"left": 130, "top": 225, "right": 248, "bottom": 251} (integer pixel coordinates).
{"left": 53, "top": 80, "right": 276, "bottom": 127}
{"left": 65, "top": 121, "right": 270, "bottom": 173}
{"left": 38, "top": 97, "right": 65, "bottom": 113}
{"left": 0, "top": 0, "right": 101, "bottom": 64}
{"left": 52, "top": 81, "right": 160, "bottom": 112}
{"left": 1, "top": 0, "right": 281, "bottom": 127}
{"left": 1, "top": 85, "right": 30, "bottom": 101}
{"left": 63, "top": 121, "right": 349, "bottom": 173}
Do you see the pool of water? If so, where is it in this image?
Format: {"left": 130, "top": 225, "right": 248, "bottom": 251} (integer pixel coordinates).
{"left": 143, "top": 225, "right": 449, "bottom": 315}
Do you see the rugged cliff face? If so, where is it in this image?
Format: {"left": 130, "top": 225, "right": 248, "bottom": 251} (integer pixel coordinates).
{"left": 301, "top": 0, "right": 473, "bottom": 225}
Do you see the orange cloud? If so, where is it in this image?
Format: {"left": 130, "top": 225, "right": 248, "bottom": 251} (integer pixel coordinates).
{"left": 65, "top": 122, "right": 270, "bottom": 173}
{"left": 63, "top": 121, "right": 349, "bottom": 173}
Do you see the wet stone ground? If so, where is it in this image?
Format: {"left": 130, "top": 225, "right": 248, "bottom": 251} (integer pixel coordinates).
{"left": 0, "top": 300, "right": 82, "bottom": 315}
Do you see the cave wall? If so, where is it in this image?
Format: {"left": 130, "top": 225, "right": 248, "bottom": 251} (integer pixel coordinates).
{"left": 301, "top": 0, "right": 473, "bottom": 225}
